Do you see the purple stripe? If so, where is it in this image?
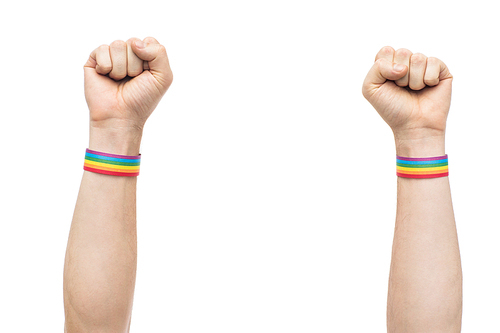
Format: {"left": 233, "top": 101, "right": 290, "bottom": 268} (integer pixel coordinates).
{"left": 86, "top": 148, "right": 141, "bottom": 159}
{"left": 396, "top": 154, "right": 447, "bottom": 161}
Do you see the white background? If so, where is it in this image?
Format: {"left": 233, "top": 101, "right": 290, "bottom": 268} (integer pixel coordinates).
{"left": 1, "top": 0, "right": 498, "bottom": 331}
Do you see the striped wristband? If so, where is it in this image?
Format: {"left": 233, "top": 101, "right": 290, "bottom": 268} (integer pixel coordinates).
{"left": 84, "top": 149, "right": 141, "bottom": 177}
{"left": 396, "top": 155, "right": 448, "bottom": 179}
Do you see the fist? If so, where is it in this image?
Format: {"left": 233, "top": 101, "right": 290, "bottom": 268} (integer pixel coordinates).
{"left": 84, "top": 37, "right": 173, "bottom": 132}
{"left": 362, "top": 46, "right": 452, "bottom": 142}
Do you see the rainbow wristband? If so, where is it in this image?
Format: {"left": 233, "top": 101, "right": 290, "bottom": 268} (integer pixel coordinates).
{"left": 84, "top": 149, "right": 141, "bottom": 177}
{"left": 396, "top": 155, "right": 448, "bottom": 179}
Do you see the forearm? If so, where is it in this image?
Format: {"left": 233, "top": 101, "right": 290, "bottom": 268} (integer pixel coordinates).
{"left": 63, "top": 130, "right": 141, "bottom": 332}
{"left": 387, "top": 138, "right": 462, "bottom": 332}
{"left": 64, "top": 36, "right": 171, "bottom": 332}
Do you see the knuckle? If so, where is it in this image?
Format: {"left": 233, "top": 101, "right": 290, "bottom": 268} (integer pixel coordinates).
{"left": 143, "top": 36, "right": 159, "bottom": 44}
{"left": 110, "top": 40, "right": 126, "bottom": 49}
{"left": 411, "top": 53, "right": 426, "bottom": 64}
{"left": 427, "top": 57, "right": 439, "bottom": 65}
{"left": 376, "top": 46, "right": 394, "bottom": 60}
{"left": 380, "top": 46, "right": 394, "bottom": 54}
{"left": 158, "top": 44, "right": 167, "bottom": 54}
{"left": 97, "top": 44, "right": 109, "bottom": 52}
{"left": 395, "top": 48, "right": 412, "bottom": 58}
{"left": 127, "top": 37, "right": 140, "bottom": 44}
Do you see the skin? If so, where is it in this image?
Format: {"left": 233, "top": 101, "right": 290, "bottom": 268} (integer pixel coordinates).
{"left": 63, "top": 37, "right": 172, "bottom": 333}
{"left": 363, "top": 47, "right": 462, "bottom": 332}
{"left": 63, "top": 40, "right": 461, "bottom": 332}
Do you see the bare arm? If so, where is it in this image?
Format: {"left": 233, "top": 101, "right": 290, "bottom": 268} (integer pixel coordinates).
{"left": 63, "top": 37, "right": 173, "bottom": 332}
{"left": 363, "top": 47, "right": 462, "bottom": 332}
{"left": 389, "top": 138, "right": 462, "bottom": 332}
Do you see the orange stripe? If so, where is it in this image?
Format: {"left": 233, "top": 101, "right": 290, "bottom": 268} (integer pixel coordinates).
{"left": 397, "top": 168, "right": 448, "bottom": 175}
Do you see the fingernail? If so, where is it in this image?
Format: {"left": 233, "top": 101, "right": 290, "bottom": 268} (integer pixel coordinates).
{"left": 393, "top": 64, "right": 405, "bottom": 72}
{"left": 135, "top": 40, "right": 146, "bottom": 49}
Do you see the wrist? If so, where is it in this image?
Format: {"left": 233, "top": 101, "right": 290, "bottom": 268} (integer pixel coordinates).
{"left": 89, "top": 125, "right": 143, "bottom": 156}
{"left": 395, "top": 135, "right": 445, "bottom": 157}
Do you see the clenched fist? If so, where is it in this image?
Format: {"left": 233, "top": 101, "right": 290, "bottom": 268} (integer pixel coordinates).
{"left": 362, "top": 47, "right": 452, "bottom": 156}
{"left": 84, "top": 37, "right": 173, "bottom": 155}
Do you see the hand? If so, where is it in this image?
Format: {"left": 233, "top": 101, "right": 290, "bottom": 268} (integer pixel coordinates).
{"left": 362, "top": 47, "right": 452, "bottom": 156}
{"left": 84, "top": 37, "right": 173, "bottom": 154}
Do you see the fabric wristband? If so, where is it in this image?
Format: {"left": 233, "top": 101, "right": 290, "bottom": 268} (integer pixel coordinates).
{"left": 84, "top": 148, "right": 141, "bottom": 177}
{"left": 396, "top": 154, "right": 448, "bottom": 179}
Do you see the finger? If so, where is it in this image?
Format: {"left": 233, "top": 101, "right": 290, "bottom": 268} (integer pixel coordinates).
{"left": 375, "top": 46, "right": 395, "bottom": 62}
{"left": 362, "top": 58, "right": 408, "bottom": 98}
{"left": 141, "top": 37, "right": 159, "bottom": 70}
{"left": 424, "top": 57, "right": 452, "bottom": 86}
{"left": 109, "top": 40, "right": 127, "bottom": 81}
{"left": 131, "top": 38, "right": 173, "bottom": 92}
{"left": 143, "top": 36, "right": 160, "bottom": 44}
{"left": 393, "top": 48, "right": 412, "bottom": 87}
{"left": 408, "top": 53, "right": 428, "bottom": 90}
{"left": 126, "top": 38, "right": 144, "bottom": 77}
{"left": 87, "top": 45, "right": 112, "bottom": 75}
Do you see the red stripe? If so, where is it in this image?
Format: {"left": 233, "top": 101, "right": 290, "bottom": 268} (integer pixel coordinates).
{"left": 397, "top": 172, "right": 448, "bottom": 179}
{"left": 84, "top": 166, "right": 140, "bottom": 177}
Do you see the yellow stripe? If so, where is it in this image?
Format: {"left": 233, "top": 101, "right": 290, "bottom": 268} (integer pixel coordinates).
{"left": 85, "top": 163, "right": 139, "bottom": 173}
{"left": 397, "top": 166, "right": 448, "bottom": 172}
{"left": 85, "top": 159, "right": 140, "bottom": 170}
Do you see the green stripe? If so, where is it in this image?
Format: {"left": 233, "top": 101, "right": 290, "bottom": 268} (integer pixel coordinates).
{"left": 85, "top": 156, "right": 141, "bottom": 166}
{"left": 397, "top": 162, "right": 448, "bottom": 168}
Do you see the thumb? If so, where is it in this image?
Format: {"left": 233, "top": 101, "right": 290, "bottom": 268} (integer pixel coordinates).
{"left": 132, "top": 39, "right": 173, "bottom": 92}
{"left": 362, "top": 59, "right": 408, "bottom": 98}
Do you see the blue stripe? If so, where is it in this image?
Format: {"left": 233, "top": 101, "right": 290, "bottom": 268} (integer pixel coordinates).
{"left": 85, "top": 152, "right": 141, "bottom": 163}
{"left": 396, "top": 158, "right": 447, "bottom": 165}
